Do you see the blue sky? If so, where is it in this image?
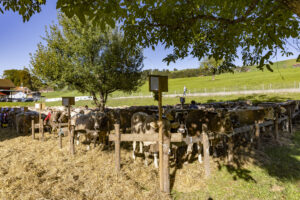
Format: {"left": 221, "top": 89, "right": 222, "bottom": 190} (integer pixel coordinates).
{"left": 0, "top": 1, "right": 299, "bottom": 76}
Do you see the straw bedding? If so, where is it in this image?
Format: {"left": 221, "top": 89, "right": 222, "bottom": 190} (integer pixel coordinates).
{"left": 0, "top": 128, "right": 212, "bottom": 200}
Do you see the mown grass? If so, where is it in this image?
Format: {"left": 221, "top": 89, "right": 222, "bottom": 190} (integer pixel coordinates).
{"left": 173, "top": 130, "right": 300, "bottom": 200}
{"left": 2, "top": 93, "right": 300, "bottom": 108}
{"left": 41, "top": 59, "right": 300, "bottom": 98}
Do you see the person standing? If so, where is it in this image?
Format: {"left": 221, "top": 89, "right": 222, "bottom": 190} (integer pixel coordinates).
{"left": 183, "top": 86, "right": 187, "bottom": 96}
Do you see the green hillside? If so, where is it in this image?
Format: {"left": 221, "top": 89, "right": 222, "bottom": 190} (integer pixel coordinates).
{"left": 42, "top": 59, "right": 300, "bottom": 98}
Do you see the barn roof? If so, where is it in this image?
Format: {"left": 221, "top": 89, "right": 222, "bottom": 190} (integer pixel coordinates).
{"left": 0, "top": 79, "right": 15, "bottom": 89}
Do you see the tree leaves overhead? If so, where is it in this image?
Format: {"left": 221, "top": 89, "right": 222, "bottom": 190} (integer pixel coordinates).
{"left": 30, "top": 13, "right": 144, "bottom": 111}
{"left": 2, "top": 0, "right": 300, "bottom": 72}
{"left": 55, "top": 0, "right": 300, "bottom": 71}
{"left": 0, "top": 0, "right": 46, "bottom": 22}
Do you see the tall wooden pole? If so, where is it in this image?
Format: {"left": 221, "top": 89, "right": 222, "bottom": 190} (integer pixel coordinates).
{"left": 163, "top": 128, "right": 170, "bottom": 193}
{"left": 158, "top": 91, "right": 164, "bottom": 192}
{"left": 255, "top": 121, "right": 260, "bottom": 149}
{"left": 202, "top": 124, "right": 211, "bottom": 178}
{"left": 39, "top": 107, "right": 42, "bottom": 139}
{"left": 68, "top": 106, "right": 75, "bottom": 155}
{"left": 114, "top": 124, "right": 121, "bottom": 172}
{"left": 41, "top": 114, "right": 44, "bottom": 141}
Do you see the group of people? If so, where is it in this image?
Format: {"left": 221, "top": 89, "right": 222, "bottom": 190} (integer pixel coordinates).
{"left": 0, "top": 109, "right": 9, "bottom": 128}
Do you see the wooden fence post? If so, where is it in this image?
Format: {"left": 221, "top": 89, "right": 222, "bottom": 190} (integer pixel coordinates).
{"left": 70, "top": 125, "right": 75, "bottom": 155}
{"left": 255, "top": 121, "right": 260, "bottom": 149}
{"left": 202, "top": 124, "right": 211, "bottom": 178}
{"left": 59, "top": 123, "right": 62, "bottom": 149}
{"left": 288, "top": 107, "right": 293, "bottom": 134}
{"left": 114, "top": 124, "right": 121, "bottom": 172}
{"left": 163, "top": 128, "right": 170, "bottom": 194}
{"left": 158, "top": 91, "right": 164, "bottom": 192}
{"left": 41, "top": 121, "right": 45, "bottom": 141}
{"left": 39, "top": 108, "right": 42, "bottom": 140}
{"left": 227, "top": 137, "right": 234, "bottom": 163}
{"left": 274, "top": 111, "right": 279, "bottom": 140}
{"left": 31, "top": 119, "right": 35, "bottom": 140}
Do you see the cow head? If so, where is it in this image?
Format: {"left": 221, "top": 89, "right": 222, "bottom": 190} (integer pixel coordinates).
{"left": 263, "top": 107, "right": 275, "bottom": 120}
{"left": 94, "top": 112, "right": 108, "bottom": 130}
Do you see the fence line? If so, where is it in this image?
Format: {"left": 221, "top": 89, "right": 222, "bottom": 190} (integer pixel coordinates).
{"left": 45, "top": 83, "right": 300, "bottom": 102}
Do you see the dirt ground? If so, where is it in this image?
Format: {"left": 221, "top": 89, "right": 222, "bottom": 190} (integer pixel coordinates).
{"left": 0, "top": 128, "right": 211, "bottom": 200}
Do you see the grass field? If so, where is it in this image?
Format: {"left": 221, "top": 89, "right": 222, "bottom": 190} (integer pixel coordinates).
{"left": 2, "top": 93, "right": 300, "bottom": 108}
{"left": 41, "top": 59, "right": 300, "bottom": 98}
{"left": 0, "top": 118, "right": 299, "bottom": 199}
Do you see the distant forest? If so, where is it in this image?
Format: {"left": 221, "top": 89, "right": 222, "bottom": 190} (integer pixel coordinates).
{"left": 142, "top": 66, "right": 250, "bottom": 79}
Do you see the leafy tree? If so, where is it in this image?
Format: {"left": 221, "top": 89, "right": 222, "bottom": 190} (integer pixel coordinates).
{"left": 30, "top": 14, "right": 144, "bottom": 111}
{"left": 199, "top": 57, "right": 224, "bottom": 80}
{"left": 55, "top": 0, "right": 300, "bottom": 71}
{"left": 3, "top": 1, "right": 300, "bottom": 71}
{"left": 2, "top": 68, "right": 43, "bottom": 90}
{"left": 0, "top": 0, "right": 46, "bottom": 22}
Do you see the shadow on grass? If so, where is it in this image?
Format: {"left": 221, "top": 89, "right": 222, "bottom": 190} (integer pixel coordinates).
{"left": 259, "top": 132, "right": 300, "bottom": 182}
{"left": 216, "top": 161, "right": 257, "bottom": 183}
{"left": 206, "top": 94, "right": 292, "bottom": 104}
{"left": 217, "top": 130, "right": 300, "bottom": 184}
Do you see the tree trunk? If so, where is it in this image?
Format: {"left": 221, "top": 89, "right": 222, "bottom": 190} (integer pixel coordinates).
{"left": 91, "top": 92, "right": 101, "bottom": 109}
{"left": 99, "top": 92, "right": 107, "bottom": 112}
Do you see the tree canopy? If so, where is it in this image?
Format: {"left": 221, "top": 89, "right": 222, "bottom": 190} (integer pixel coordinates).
{"left": 3, "top": 0, "right": 300, "bottom": 71}
{"left": 0, "top": 0, "right": 46, "bottom": 22}
{"left": 199, "top": 57, "right": 224, "bottom": 80}
{"left": 30, "top": 14, "right": 144, "bottom": 111}
{"left": 3, "top": 68, "right": 43, "bottom": 90}
{"left": 57, "top": 0, "right": 300, "bottom": 71}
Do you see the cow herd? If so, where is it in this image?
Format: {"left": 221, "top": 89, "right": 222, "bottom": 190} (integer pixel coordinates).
{"left": 0, "top": 99, "right": 299, "bottom": 168}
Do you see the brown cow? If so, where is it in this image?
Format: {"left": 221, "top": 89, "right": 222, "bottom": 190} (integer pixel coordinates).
{"left": 184, "top": 109, "right": 233, "bottom": 163}
{"left": 131, "top": 112, "right": 177, "bottom": 168}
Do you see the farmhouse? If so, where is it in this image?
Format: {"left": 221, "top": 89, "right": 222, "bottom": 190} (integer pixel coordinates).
{"left": 0, "top": 79, "right": 15, "bottom": 97}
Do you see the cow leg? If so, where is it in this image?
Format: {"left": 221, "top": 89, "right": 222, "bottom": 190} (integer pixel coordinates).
{"left": 133, "top": 141, "right": 136, "bottom": 160}
{"left": 139, "top": 142, "right": 143, "bottom": 153}
{"left": 153, "top": 152, "right": 158, "bottom": 168}
{"left": 144, "top": 151, "right": 150, "bottom": 166}
{"left": 213, "top": 145, "right": 218, "bottom": 157}
{"left": 250, "top": 130, "right": 254, "bottom": 143}
{"left": 184, "top": 144, "right": 193, "bottom": 164}
{"left": 93, "top": 133, "right": 97, "bottom": 148}
{"left": 197, "top": 143, "right": 203, "bottom": 164}
{"left": 285, "top": 121, "right": 289, "bottom": 132}
{"left": 86, "top": 134, "right": 91, "bottom": 150}
{"left": 76, "top": 133, "right": 80, "bottom": 145}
